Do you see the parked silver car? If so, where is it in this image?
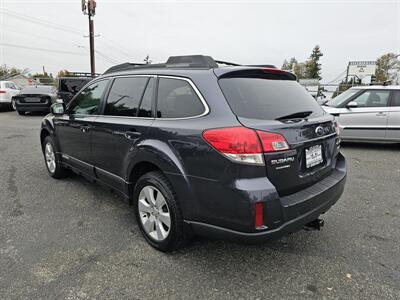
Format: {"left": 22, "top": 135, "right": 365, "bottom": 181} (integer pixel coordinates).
{"left": 323, "top": 86, "right": 400, "bottom": 142}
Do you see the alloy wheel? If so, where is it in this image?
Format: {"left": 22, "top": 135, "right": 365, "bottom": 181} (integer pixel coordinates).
{"left": 138, "top": 185, "right": 171, "bottom": 241}
{"left": 45, "top": 142, "right": 56, "bottom": 173}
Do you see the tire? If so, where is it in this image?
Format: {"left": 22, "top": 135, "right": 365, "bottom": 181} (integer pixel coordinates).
{"left": 17, "top": 110, "right": 25, "bottom": 115}
{"left": 133, "top": 171, "right": 189, "bottom": 252}
{"left": 11, "top": 99, "right": 16, "bottom": 111}
{"left": 42, "top": 136, "right": 68, "bottom": 179}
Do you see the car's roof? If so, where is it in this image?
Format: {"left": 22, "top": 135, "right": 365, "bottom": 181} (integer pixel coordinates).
{"left": 100, "top": 55, "right": 293, "bottom": 80}
{"left": 350, "top": 85, "right": 400, "bottom": 90}
{"left": 100, "top": 66, "right": 296, "bottom": 81}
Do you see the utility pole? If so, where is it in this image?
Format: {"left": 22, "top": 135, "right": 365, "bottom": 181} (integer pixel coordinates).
{"left": 81, "top": 0, "right": 97, "bottom": 76}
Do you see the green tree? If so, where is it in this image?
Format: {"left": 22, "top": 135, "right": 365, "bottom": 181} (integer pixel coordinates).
{"left": 332, "top": 78, "right": 359, "bottom": 98}
{"left": 57, "top": 70, "right": 71, "bottom": 78}
{"left": 281, "top": 57, "right": 298, "bottom": 70}
{"left": 305, "top": 45, "right": 323, "bottom": 80}
{"left": 0, "top": 64, "right": 24, "bottom": 79}
{"left": 375, "top": 53, "right": 400, "bottom": 83}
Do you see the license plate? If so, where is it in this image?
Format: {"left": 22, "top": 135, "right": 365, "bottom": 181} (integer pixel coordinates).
{"left": 25, "top": 97, "right": 41, "bottom": 103}
{"left": 305, "top": 144, "right": 323, "bottom": 168}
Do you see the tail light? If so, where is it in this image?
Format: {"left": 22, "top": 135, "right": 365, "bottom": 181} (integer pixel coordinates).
{"left": 256, "top": 130, "right": 289, "bottom": 152}
{"left": 202, "top": 127, "right": 289, "bottom": 165}
{"left": 0, "top": 90, "right": 6, "bottom": 94}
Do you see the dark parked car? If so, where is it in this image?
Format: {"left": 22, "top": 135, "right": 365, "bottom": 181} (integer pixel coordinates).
{"left": 14, "top": 85, "right": 57, "bottom": 115}
{"left": 40, "top": 55, "right": 346, "bottom": 252}
{"left": 58, "top": 75, "right": 93, "bottom": 105}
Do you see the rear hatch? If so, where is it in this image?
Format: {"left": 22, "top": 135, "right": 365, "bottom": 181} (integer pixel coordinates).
{"left": 217, "top": 68, "right": 339, "bottom": 196}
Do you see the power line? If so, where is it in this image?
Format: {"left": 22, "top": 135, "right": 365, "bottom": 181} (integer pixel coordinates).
{"left": 0, "top": 42, "right": 87, "bottom": 56}
{"left": 1, "top": 8, "right": 134, "bottom": 62}
{"left": 325, "top": 70, "right": 347, "bottom": 84}
{"left": 3, "top": 26, "right": 79, "bottom": 47}
{"left": 1, "top": 8, "right": 83, "bottom": 35}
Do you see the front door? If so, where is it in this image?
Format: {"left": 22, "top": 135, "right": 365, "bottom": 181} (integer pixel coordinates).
{"left": 91, "top": 76, "right": 156, "bottom": 192}
{"left": 55, "top": 79, "right": 109, "bottom": 176}
{"left": 338, "top": 89, "right": 390, "bottom": 140}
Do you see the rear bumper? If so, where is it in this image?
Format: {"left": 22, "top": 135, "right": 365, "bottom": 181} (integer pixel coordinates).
{"left": 187, "top": 154, "right": 346, "bottom": 243}
{"left": 16, "top": 104, "right": 51, "bottom": 112}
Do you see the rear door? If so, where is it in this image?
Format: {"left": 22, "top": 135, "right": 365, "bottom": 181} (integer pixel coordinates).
{"left": 218, "top": 74, "right": 338, "bottom": 196}
{"left": 55, "top": 79, "right": 109, "bottom": 176}
{"left": 337, "top": 89, "right": 390, "bottom": 140}
{"left": 387, "top": 90, "right": 400, "bottom": 140}
{"left": 91, "top": 76, "right": 155, "bottom": 191}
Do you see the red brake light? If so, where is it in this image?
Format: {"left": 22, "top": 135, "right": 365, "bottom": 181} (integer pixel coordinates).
{"left": 256, "top": 131, "right": 289, "bottom": 152}
{"left": 0, "top": 90, "right": 6, "bottom": 94}
{"left": 255, "top": 202, "right": 264, "bottom": 228}
{"left": 202, "top": 127, "right": 290, "bottom": 164}
{"left": 203, "top": 127, "right": 261, "bottom": 154}
{"left": 202, "top": 127, "right": 263, "bottom": 165}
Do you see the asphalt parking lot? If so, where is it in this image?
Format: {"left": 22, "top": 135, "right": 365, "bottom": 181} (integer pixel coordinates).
{"left": 0, "top": 110, "right": 399, "bottom": 299}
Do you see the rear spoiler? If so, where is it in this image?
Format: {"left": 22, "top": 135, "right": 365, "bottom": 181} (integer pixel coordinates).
{"left": 216, "top": 67, "right": 297, "bottom": 81}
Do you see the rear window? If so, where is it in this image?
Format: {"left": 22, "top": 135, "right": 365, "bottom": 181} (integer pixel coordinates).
{"left": 219, "top": 78, "right": 324, "bottom": 120}
{"left": 156, "top": 78, "right": 205, "bottom": 118}
{"left": 21, "top": 85, "right": 56, "bottom": 95}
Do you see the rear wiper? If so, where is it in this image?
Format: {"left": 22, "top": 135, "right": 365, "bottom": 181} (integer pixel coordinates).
{"left": 275, "top": 111, "right": 313, "bottom": 121}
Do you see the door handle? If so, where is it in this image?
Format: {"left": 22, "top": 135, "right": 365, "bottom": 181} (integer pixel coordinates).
{"left": 376, "top": 112, "right": 387, "bottom": 117}
{"left": 80, "top": 125, "right": 91, "bottom": 133}
{"left": 124, "top": 131, "right": 141, "bottom": 140}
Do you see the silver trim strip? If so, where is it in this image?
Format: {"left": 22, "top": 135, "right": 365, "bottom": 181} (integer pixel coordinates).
{"left": 291, "top": 132, "right": 337, "bottom": 145}
{"left": 67, "top": 74, "right": 209, "bottom": 121}
{"left": 156, "top": 75, "right": 210, "bottom": 120}
{"left": 96, "top": 165, "right": 130, "bottom": 184}
{"left": 59, "top": 153, "right": 130, "bottom": 184}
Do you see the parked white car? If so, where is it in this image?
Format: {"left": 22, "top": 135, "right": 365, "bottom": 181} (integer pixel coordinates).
{"left": 0, "top": 81, "right": 21, "bottom": 110}
{"left": 323, "top": 86, "right": 400, "bottom": 142}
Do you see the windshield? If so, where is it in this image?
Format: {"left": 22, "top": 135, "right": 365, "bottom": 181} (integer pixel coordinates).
{"left": 219, "top": 78, "right": 324, "bottom": 120}
{"left": 326, "top": 88, "right": 360, "bottom": 107}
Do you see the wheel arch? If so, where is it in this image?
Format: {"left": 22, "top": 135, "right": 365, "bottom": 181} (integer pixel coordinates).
{"left": 126, "top": 146, "right": 195, "bottom": 219}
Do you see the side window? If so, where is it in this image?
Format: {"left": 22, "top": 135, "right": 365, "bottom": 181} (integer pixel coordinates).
{"left": 391, "top": 91, "right": 400, "bottom": 107}
{"left": 138, "top": 78, "right": 155, "bottom": 117}
{"left": 104, "top": 77, "right": 148, "bottom": 117}
{"left": 156, "top": 78, "right": 205, "bottom": 118}
{"left": 69, "top": 80, "right": 108, "bottom": 115}
{"left": 351, "top": 90, "right": 390, "bottom": 107}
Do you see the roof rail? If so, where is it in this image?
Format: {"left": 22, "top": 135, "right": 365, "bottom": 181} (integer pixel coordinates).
{"left": 102, "top": 55, "right": 277, "bottom": 75}
{"left": 103, "top": 63, "right": 146, "bottom": 75}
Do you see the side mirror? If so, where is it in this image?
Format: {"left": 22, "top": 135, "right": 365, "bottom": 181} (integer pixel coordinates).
{"left": 346, "top": 101, "right": 358, "bottom": 109}
{"left": 51, "top": 102, "right": 65, "bottom": 115}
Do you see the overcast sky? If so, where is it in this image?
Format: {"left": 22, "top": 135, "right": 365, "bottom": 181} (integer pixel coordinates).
{"left": 0, "top": 0, "right": 399, "bottom": 83}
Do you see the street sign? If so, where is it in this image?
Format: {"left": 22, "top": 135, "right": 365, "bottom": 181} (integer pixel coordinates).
{"left": 348, "top": 61, "right": 376, "bottom": 78}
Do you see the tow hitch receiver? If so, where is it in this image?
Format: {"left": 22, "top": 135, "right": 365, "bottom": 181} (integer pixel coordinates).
{"left": 304, "top": 218, "right": 324, "bottom": 231}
